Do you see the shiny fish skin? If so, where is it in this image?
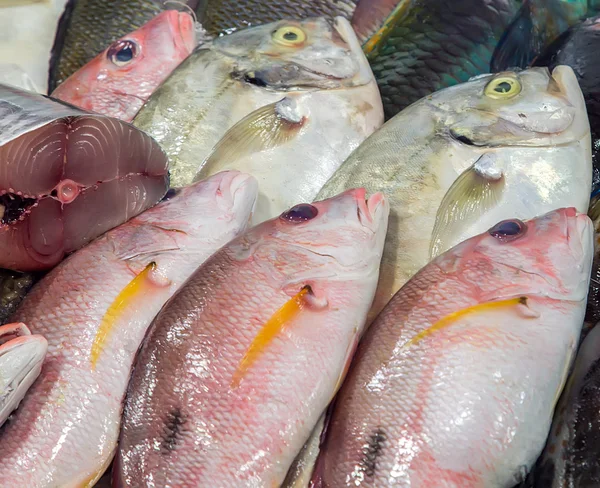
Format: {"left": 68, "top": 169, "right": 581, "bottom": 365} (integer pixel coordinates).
{"left": 115, "top": 189, "right": 389, "bottom": 487}
{"left": 50, "top": 11, "right": 197, "bottom": 122}
{"left": 0, "top": 171, "right": 258, "bottom": 487}
{"left": 133, "top": 16, "right": 382, "bottom": 188}
{"left": 196, "top": 0, "right": 357, "bottom": 36}
{"left": 312, "top": 208, "right": 594, "bottom": 487}
{"left": 317, "top": 65, "right": 592, "bottom": 322}
{"left": 0, "top": 83, "right": 169, "bottom": 272}
{"left": 48, "top": 0, "right": 165, "bottom": 93}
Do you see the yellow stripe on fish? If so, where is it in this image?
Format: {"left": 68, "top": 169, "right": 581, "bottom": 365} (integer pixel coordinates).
{"left": 90, "top": 262, "right": 157, "bottom": 369}
{"left": 363, "top": 0, "right": 412, "bottom": 57}
{"left": 231, "top": 286, "right": 310, "bottom": 388}
{"left": 406, "top": 296, "right": 529, "bottom": 347}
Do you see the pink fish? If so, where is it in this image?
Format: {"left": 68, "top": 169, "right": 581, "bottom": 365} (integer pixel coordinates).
{"left": 51, "top": 10, "right": 197, "bottom": 122}
{"left": 311, "top": 208, "right": 594, "bottom": 487}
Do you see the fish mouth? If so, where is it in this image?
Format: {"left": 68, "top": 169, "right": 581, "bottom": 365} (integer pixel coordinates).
{"left": 349, "top": 188, "right": 389, "bottom": 233}
{"left": 331, "top": 17, "right": 374, "bottom": 87}
{"left": 212, "top": 171, "right": 258, "bottom": 218}
{"left": 173, "top": 11, "right": 198, "bottom": 54}
{"left": 0, "top": 109, "right": 169, "bottom": 272}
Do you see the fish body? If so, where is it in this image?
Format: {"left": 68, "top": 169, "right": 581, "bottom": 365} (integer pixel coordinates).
{"left": 133, "top": 16, "right": 383, "bottom": 189}
{"left": 351, "top": 0, "right": 521, "bottom": 119}
{"left": 532, "top": 15, "right": 600, "bottom": 195}
{"left": 312, "top": 207, "right": 594, "bottom": 487}
{"left": 524, "top": 319, "right": 600, "bottom": 487}
{"left": 115, "top": 189, "right": 389, "bottom": 486}
{"left": 50, "top": 11, "right": 197, "bottom": 122}
{"left": 195, "top": 0, "right": 357, "bottom": 36}
{"left": 0, "top": 322, "right": 47, "bottom": 428}
{"left": 0, "top": 83, "right": 169, "bottom": 271}
{"left": 317, "top": 65, "right": 592, "bottom": 320}
{"left": 0, "top": 0, "right": 69, "bottom": 94}
{"left": 0, "top": 171, "right": 258, "bottom": 487}
{"left": 48, "top": 0, "right": 166, "bottom": 92}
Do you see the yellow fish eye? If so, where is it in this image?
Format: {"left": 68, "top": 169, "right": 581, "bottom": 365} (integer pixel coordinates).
{"left": 272, "top": 26, "right": 306, "bottom": 46}
{"left": 484, "top": 76, "right": 522, "bottom": 99}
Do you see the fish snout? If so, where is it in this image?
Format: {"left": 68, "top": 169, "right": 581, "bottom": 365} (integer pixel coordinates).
{"left": 342, "top": 188, "right": 389, "bottom": 233}
{"left": 163, "top": 10, "right": 197, "bottom": 55}
{"left": 214, "top": 171, "right": 258, "bottom": 217}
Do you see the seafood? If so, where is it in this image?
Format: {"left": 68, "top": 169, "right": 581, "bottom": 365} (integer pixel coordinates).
{"left": 317, "top": 65, "right": 592, "bottom": 321}
{"left": 115, "top": 189, "right": 389, "bottom": 486}
{"left": 0, "top": 171, "right": 258, "bottom": 487}
{"left": 50, "top": 10, "right": 197, "bottom": 122}
{"left": 133, "top": 16, "right": 383, "bottom": 188}
{"left": 312, "top": 208, "right": 593, "bottom": 487}
{"left": 0, "top": 83, "right": 169, "bottom": 271}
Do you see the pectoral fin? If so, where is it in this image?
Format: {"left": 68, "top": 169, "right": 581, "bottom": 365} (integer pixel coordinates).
{"left": 430, "top": 153, "right": 504, "bottom": 259}
{"left": 195, "top": 97, "right": 306, "bottom": 181}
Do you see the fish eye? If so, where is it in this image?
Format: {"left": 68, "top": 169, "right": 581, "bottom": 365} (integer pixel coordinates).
{"left": 484, "top": 75, "right": 522, "bottom": 100}
{"left": 280, "top": 204, "right": 318, "bottom": 223}
{"left": 107, "top": 40, "right": 139, "bottom": 67}
{"left": 488, "top": 219, "right": 527, "bottom": 242}
{"left": 272, "top": 26, "right": 306, "bottom": 47}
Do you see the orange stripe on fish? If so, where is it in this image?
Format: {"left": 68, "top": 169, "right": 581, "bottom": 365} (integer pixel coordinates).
{"left": 363, "top": 0, "right": 411, "bottom": 57}
{"left": 231, "top": 286, "right": 310, "bottom": 388}
{"left": 90, "top": 262, "right": 157, "bottom": 369}
{"left": 405, "top": 297, "right": 529, "bottom": 347}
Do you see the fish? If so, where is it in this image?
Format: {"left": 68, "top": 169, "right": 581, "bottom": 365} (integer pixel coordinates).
{"left": 311, "top": 207, "right": 594, "bottom": 487}
{"left": 48, "top": 0, "right": 166, "bottom": 93}
{"left": 531, "top": 15, "right": 600, "bottom": 196}
{"left": 521, "top": 318, "right": 600, "bottom": 487}
{"left": 316, "top": 65, "right": 592, "bottom": 322}
{"left": 583, "top": 195, "right": 600, "bottom": 338}
{"left": 114, "top": 188, "right": 389, "bottom": 487}
{"left": 195, "top": 0, "right": 357, "bottom": 37}
{"left": 0, "top": 83, "right": 169, "bottom": 272}
{"left": 0, "top": 322, "right": 47, "bottom": 428}
{"left": 0, "top": 0, "right": 69, "bottom": 94}
{"left": 132, "top": 16, "right": 383, "bottom": 188}
{"left": 50, "top": 10, "right": 198, "bottom": 122}
{"left": 0, "top": 170, "right": 258, "bottom": 487}
{"left": 350, "top": 0, "right": 521, "bottom": 119}
{"left": 491, "top": 0, "right": 600, "bottom": 73}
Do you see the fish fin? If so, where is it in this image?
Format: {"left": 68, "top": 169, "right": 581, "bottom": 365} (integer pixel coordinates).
{"left": 358, "top": 0, "right": 412, "bottom": 57}
{"left": 490, "top": 1, "right": 537, "bottom": 71}
{"left": 195, "top": 97, "right": 306, "bottom": 180}
{"left": 90, "top": 262, "right": 171, "bottom": 369}
{"left": 406, "top": 297, "right": 535, "bottom": 348}
{"left": 231, "top": 286, "right": 312, "bottom": 389}
{"left": 429, "top": 153, "right": 505, "bottom": 259}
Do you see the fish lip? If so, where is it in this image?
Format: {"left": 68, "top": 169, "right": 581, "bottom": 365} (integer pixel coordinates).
{"left": 351, "top": 188, "right": 387, "bottom": 231}
{"left": 331, "top": 17, "right": 374, "bottom": 87}
{"left": 171, "top": 11, "right": 197, "bottom": 55}
{"left": 214, "top": 171, "right": 258, "bottom": 217}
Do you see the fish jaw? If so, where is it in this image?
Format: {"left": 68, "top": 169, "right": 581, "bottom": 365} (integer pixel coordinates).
{"left": 0, "top": 322, "right": 47, "bottom": 427}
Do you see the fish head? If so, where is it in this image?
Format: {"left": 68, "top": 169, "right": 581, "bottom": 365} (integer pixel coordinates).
{"left": 134, "top": 170, "right": 258, "bottom": 238}
{"left": 50, "top": 11, "right": 197, "bottom": 120}
{"left": 447, "top": 208, "right": 594, "bottom": 303}
{"left": 213, "top": 16, "right": 374, "bottom": 90}
{"left": 430, "top": 66, "right": 589, "bottom": 147}
{"left": 234, "top": 189, "right": 389, "bottom": 300}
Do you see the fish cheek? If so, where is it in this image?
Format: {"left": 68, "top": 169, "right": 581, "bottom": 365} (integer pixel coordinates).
{"left": 160, "top": 407, "right": 188, "bottom": 455}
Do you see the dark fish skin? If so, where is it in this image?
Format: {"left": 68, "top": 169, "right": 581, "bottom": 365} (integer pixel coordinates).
{"left": 195, "top": 0, "right": 357, "bottom": 36}
{"left": 350, "top": 0, "right": 520, "bottom": 120}
{"left": 0, "top": 270, "right": 35, "bottom": 324}
{"left": 532, "top": 15, "right": 600, "bottom": 196}
{"left": 48, "top": 0, "right": 165, "bottom": 93}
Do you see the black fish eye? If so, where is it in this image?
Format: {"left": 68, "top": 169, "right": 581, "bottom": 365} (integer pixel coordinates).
{"left": 107, "top": 40, "right": 138, "bottom": 67}
{"left": 280, "top": 204, "right": 318, "bottom": 223}
{"left": 283, "top": 31, "right": 298, "bottom": 41}
{"left": 488, "top": 219, "right": 527, "bottom": 242}
{"left": 494, "top": 81, "right": 512, "bottom": 93}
